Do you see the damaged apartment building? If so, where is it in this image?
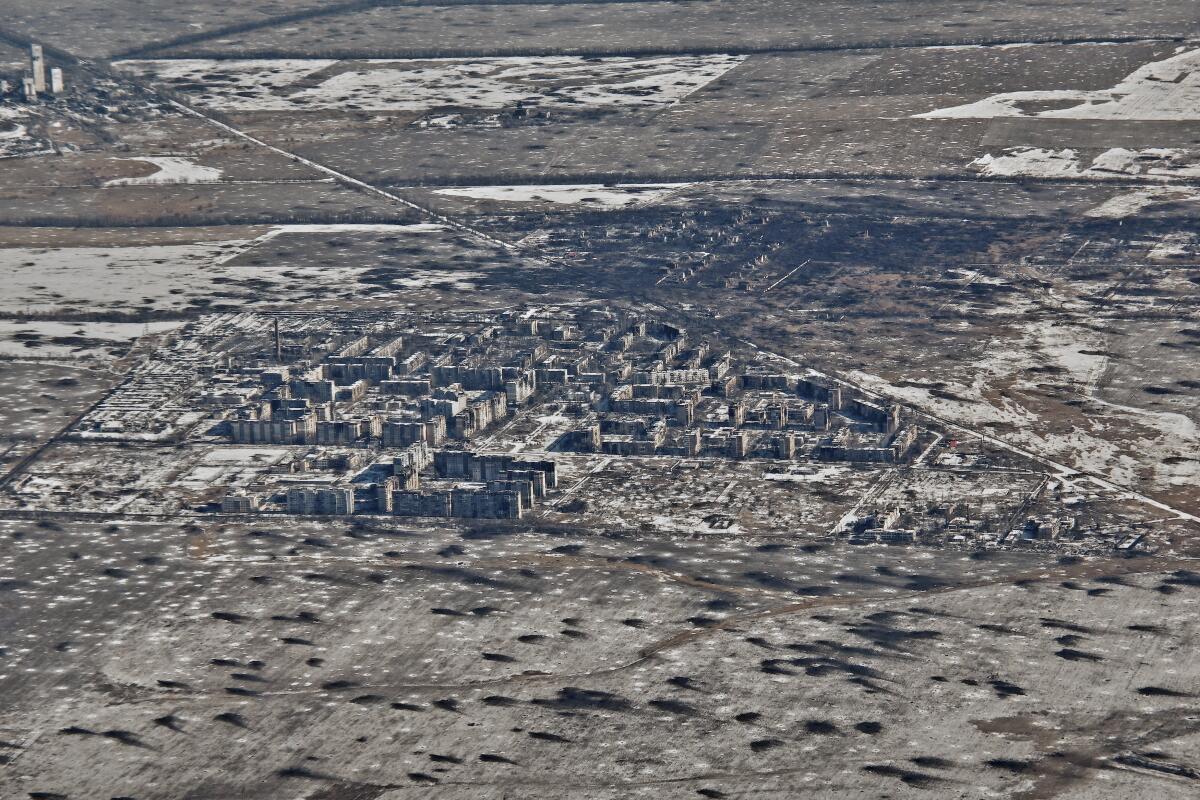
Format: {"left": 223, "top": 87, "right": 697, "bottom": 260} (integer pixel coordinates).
{"left": 560, "top": 359, "right": 918, "bottom": 464}
{"left": 206, "top": 310, "right": 594, "bottom": 519}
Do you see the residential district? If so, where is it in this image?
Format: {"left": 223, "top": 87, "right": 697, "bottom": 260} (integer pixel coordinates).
{"left": 3, "top": 308, "right": 1145, "bottom": 552}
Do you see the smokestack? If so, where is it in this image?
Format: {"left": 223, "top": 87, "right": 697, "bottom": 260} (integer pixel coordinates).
{"left": 274, "top": 319, "right": 282, "bottom": 362}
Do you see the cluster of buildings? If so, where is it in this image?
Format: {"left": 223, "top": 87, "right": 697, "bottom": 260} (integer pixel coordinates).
{"left": 840, "top": 472, "right": 1138, "bottom": 552}
{"left": 78, "top": 309, "right": 919, "bottom": 468}
{"left": 388, "top": 449, "right": 556, "bottom": 519}
{"left": 847, "top": 504, "right": 1101, "bottom": 548}
{"left": 223, "top": 446, "right": 556, "bottom": 520}
{"left": 195, "top": 310, "right": 585, "bottom": 518}
{"left": 558, "top": 354, "right": 917, "bottom": 464}
{"left": 46, "top": 309, "right": 1146, "bottom": 550}
{"left": 2, "top": 44, "right": 65, "bottom": 101}
{"left": 217, "top": 314, "right": 547, "bottom": 449}
{"left": 73, "top": 308, "right": 925, "bottom": 522}
{"left": 74, "top": 314, "right": 244, "bottom": 441}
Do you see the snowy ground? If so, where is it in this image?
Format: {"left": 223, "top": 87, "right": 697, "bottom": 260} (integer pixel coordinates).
{"left": 1085, "top": 187, "right": 1200, "bottom": 219}
{"left": 0, "top": 103, "right": 50, "bottom": 159}
{"left": 917, "top": 45, "right": 1200, "bottom": 217}
{"left": 431, "top": 183, "right": 692, "bottom": 209}
{"left": 234, "top": 222, "right": 446, "bottom": 252}
{"left": 0, "top": 320, "right": 182, "bottom": 358}
{"left": 1148, "top": 232, "right": 1198, "bottom": 259}
{"left": 175, "top": 446, "right": 293, "bottom": 490}
{"left": 971, "top": 147, "right": 1200, "bottom": 180}
{"left": 0, "top": 240, "right": 256, "bottom": 314}
{"left": 849, "top": 316, "right": 1200, "bottom": 498}
{"left": 116, "top": 55, "right": 746, "bottom": 113}
{"left": 105, "top": 156, "right": 224, "bottom": 186}
{"left": 0, "top": 118, "right": 27, "bottom": 140}
{"left": 0, "top": 223, "right": 456, "bottom": 315}
{"left": 916, "top": 45, "right": 1200, "bottom": 120}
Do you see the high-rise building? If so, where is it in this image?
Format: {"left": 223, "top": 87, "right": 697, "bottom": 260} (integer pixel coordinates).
{"left": 30, "top": 44, "right": 46, "bottom": 93}
{"left": 49, "top": 68, "right": 64, "bottom": 94}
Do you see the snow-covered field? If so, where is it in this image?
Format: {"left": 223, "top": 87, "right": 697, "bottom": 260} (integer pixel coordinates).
{"left": 175, "top": 447, "right": 292, "bottom": 490}
{"left": 229, "top": 263, "right": 484, "bottom": 291}
{"left": 763, "top": 465, "right": 850, "bottom": 483}
{"left": 970, "top": 147, "right": 1200, "bottom": 217}
{"left": 431, "top": 183, "right": 691, "bottom": 208}
{"left": 851, "top": 317, "right": 1200, "bottom": 495}
{"left": 105, "top": 156, "right": 224, "bottom": 186}
{"left": 0, "top": 223, "right": 457, "bottom": 314}
{"left": 0, "top": 240, "right": 256, "bottom": 314}
{"left": 970, "top": 148, "right": 1082, "bottom": 178}
{"left": 239, "top": 222, "right": 446, "bottom": 251}
{"left": 920, "top": 45, "right": 1200, "bottom": 219}
{"left": 116, "top": 55, "right": 746, "bottom": 112}
{"left": 222, "top": 222, "right": 485, "bottom": 289}
{"left": 917, "top": 46, "right": 1200, "bottom": 120}
{"left": 0, "top": 320, "right": 181, "bottom": 358}
{"left": 1086, "top": 187, "right": 1200, "bottom": 219}
{"left": 971, "top": 147, "right": 1200, "bottom": 180}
